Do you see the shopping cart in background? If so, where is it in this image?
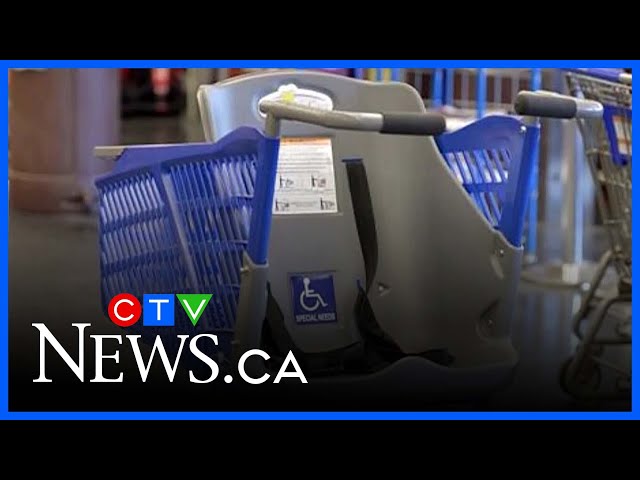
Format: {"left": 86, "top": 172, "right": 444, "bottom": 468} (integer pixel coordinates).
{"left": 560, "top": 68, "right": 632, "bottom": 401}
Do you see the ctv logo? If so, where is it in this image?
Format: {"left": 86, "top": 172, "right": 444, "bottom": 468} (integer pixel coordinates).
{"left": 108, "top": 293, "right": 212, "bottom": 328}
{"left": 31, "top": 294, "right": 308, "bottom": 385}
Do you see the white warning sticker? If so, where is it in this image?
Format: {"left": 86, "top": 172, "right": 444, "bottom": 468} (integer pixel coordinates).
{"left": 273, "top": 137, "right": 338, "bottom": 215}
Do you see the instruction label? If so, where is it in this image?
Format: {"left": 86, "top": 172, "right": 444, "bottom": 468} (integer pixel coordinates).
{"left": 273, "top": 137, "right": 338, "bottom": 215}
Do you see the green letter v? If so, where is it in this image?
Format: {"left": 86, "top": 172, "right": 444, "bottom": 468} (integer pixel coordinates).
{"left": 176, "top": 294, "right": 212, "bottom": 326}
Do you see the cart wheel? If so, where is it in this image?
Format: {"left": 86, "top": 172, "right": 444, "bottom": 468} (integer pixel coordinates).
{"left": 560, "top": 357, "right": 602, "bottom": 398}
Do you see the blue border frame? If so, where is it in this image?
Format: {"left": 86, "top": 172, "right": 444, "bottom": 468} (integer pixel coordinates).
{"left": 1, "top": 60, "right": 636, "bottom": 420}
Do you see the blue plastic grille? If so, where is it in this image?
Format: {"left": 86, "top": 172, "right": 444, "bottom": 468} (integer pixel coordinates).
{"left": 167, "top": 154, "right": 257, "bottom": 330}
{"left": 99, "top": 171, "right": 188, "bottom": 307}
{"left": 440, "top": 148, "right": 511, "bottom": 228}
{"left": 96, "top": 128, "right": 273, "bottom": 354}
{"left": 436, "top": 115, "right": 536, "bottom": 246}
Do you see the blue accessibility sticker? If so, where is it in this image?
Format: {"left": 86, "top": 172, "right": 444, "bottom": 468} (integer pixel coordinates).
{"left": 290, "top": 273, "right": 337, "bottom": 325}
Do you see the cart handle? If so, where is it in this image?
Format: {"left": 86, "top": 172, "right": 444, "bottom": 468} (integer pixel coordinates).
{"left": 515, "top": 90, "right": 603, "bottom": 119}
{"left": 259, "top": 100, "right": 446, "bottom": 137}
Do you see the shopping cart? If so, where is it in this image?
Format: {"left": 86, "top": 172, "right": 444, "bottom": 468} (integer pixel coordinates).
{"left": 560, "top": 68, "right": 632, "bottom": 400}
{"left": 95, "top": 71, "right": 599, "bottom": 402}
{"left": 191, "top": 72, "right": 600, "bottom": 400}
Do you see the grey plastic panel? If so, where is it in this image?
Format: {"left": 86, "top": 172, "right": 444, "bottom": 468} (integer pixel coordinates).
{"left": 232, "top": 252, "right": 270, "bottom": 362}
{"left": 200, "top": 71, "right": 519, "bottom": 369}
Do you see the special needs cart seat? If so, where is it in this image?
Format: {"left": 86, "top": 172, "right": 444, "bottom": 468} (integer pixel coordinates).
{"left": 196, "top": 71, "right": 532, "bottom": 389}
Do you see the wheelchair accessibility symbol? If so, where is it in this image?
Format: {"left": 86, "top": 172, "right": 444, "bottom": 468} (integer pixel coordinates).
{"left": 300, "top": 277, "right": 328, "bottom": 312}
{"left": 290, "top": 273, "right": 337, "bottom": 324}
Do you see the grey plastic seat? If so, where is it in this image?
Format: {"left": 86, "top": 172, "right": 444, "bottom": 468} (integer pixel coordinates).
{"left": 197, "top": 71, "right": 521, "bottom": 396}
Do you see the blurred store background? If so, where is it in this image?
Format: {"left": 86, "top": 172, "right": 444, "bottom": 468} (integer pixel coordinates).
{"left": 8, "top": 67, "right": 599, "bottom": 268}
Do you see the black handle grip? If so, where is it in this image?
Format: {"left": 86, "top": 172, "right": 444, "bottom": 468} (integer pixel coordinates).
{"left": 380, "top": 112, "right": 447, "bottom": 136}
{"left": 515, "top": 91, "right": 577, "bottom": 119}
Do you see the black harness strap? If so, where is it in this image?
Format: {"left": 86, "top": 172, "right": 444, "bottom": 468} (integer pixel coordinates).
{"left": 344, "top": 158, "right": 378, "bottom": 293}
{"left": 346, "top": 158, "right": 454, "bottom": 369}
{"left": 345, "top": 159, "right": 408, "bottom": 365}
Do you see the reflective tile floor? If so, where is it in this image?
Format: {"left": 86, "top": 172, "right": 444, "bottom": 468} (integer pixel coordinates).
{"left": 8, "top": 116, "right": 631, "bottom": 412}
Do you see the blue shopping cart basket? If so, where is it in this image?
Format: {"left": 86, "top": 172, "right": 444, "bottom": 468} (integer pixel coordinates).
{"left": 435, "top": 115, "right": 539, "bottom": 247}
{"left": 96, "top": 126, "right": 279, "bottom": 354}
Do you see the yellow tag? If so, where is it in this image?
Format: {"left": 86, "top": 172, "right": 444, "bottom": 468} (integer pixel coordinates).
{"left": 281, "top": 91, "right": 296, "bottom": 103}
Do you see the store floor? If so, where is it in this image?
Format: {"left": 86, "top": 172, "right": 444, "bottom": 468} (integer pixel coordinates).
{"left": 8, "top": 116, "right": 631, "bottom": 412}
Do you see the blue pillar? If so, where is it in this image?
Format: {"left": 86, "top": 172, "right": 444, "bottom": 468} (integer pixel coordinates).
{"left": 354, "top": 68, "right": 365, "bottom": 80}
{"left": 432, "top": 69, "right": 444, "bottom": 108}
{"left": 530, "top": 68, "right": 542, "bottom": 91}
{"left": 445, "top": 69, "right": 454, "bottom": 106}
